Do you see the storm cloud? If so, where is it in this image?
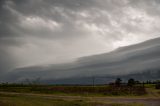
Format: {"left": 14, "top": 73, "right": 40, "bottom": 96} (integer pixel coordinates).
{"left": 4, "top": 37, "right": 160, "bottom": 82}
{"left": 0, "top": 0, "right": 160, "bottom": 82}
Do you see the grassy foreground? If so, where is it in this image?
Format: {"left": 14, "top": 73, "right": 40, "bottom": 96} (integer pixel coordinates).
{"left": 0, "top": 93, "right": 144, "bottom": 106}
{"left": 0, "top": 84, "right": 160, "bottom": 106}
{"left": 0, "top": 84, "right": 146, "bottom": 96}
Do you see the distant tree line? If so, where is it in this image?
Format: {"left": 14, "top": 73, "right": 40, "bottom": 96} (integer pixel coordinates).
{"left": 109, "top": 78, "right": 160, "bottom": 89}
{"left": 0, "top": 78, "right": 160, "bottom": 89}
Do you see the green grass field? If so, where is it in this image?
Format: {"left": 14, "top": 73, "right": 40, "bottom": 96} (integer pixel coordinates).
{"left": 144, "top": 84, "right": 160, "bottom": 98}
{"left": 0, "top": 84, "right": 160, "bottom": 106}
{"left": 0, "top": 84, "right": 146, "bottom": 96}
{"left": 0, "top": 93, "right": 145, "bottom": 106}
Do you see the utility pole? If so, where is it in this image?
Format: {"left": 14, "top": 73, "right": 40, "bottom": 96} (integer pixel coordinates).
{"left": 142, "top": 81, "right": 144, "bottom": 88}
{"left": 92, "top": 76, "right": 95, "bottom": 87}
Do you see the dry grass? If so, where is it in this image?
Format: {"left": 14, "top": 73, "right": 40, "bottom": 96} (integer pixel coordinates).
{"left": 0, "top": 93, "right": 145, "bottom": 106}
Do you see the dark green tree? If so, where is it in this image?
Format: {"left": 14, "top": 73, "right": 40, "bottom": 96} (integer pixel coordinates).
{"left": 127, "top": 78, "right": 135, "bottom": 87}
{"left": 115, "top": 78, "right": 122, "bottom": 86}
{"left": 155, "top": 80, "right": 160, "bottom": 89}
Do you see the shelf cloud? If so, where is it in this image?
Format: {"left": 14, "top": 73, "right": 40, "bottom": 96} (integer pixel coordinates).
{"left": 0, "top": 0, "right": 160, "bottom": 82}
{"left": 3, "top": 37, "right": 160, "bottom": 82}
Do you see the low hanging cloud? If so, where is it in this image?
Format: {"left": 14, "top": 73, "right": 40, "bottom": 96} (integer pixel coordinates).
{"left": 0, "top": 0, "right": 160, "bottom": 81}
{"left": 4, "top": 37, "right": 160, "bottom": 82}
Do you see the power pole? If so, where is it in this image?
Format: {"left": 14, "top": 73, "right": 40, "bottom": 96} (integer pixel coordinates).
{"left": 92, "top": 76, "right": 95, "bottom": 87}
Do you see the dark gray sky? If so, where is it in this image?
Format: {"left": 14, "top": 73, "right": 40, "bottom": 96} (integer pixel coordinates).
{"left": 0, "top": 0, "right": 160, "bottom": 76}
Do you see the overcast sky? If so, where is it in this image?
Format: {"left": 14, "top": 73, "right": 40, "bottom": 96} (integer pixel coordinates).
{"left": 0, "top": 0, "right": 160, "bottom": 74}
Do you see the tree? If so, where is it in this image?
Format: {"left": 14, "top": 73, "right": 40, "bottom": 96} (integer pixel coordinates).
{"left": 135, "top": 80, "right": 140, "bottom": 84}
{"left": 127, "top": 78, "right": 135, "bottom": 87}
{"left": 115, "top": 78, "right": 122, "bottom": 86}
{"left": 155, "top": 80, "right": 160, "bottom": 89}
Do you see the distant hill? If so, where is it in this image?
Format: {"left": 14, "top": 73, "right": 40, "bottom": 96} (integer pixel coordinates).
{"left": 5, "top": 37, "right": 160, "bottom": 83}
